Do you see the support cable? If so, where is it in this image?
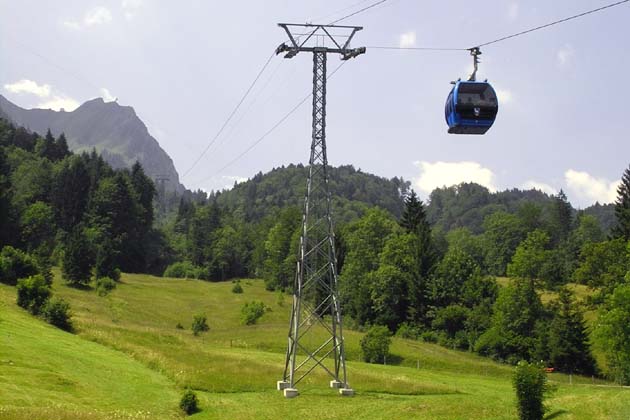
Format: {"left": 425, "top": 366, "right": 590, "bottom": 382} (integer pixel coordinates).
{"left": 181, "top": 51, "right": 277, "bottom": 178}
{"left": 367, "top": 0, "right": 629, "bottom": 51}
{"left": 194, "top": 61, "right": 347, "bottom": 185}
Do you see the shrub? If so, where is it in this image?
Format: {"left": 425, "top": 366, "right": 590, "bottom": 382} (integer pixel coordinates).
{"left": 231, "top": 282, "right": 243, "bottom": 294}
{"left": 95, "top": 277, "right": 117, "bottom": 297}
{"left": 16, "top": 275, "right": 51, "bottom": 315}
{"left": 192, "top": 314, "right": 209, "bottom": 336}
{"left": 396, "top": 322, "right": 420, "bottom": 340}
{"left": 241, "top": 301, "right": 266, "bottom": 325}
{"left": 163, "top": 261, "right": 204, "bottom": 279}
{"left": 179, "top": 389, "right": 199, "bottom": 415}
{"left": 419, "top": 330, "right": 439, "bottom": 343}
{"left": 513, "top": 360, "right": 553, "bottom": 420}
{"left": 360, "top": 325, "right": 392, "bottom": 364}
{"left": 42, "top": 297, "right": 72, "bottom": 331}
{"left": 0, "top": 246, "right": 38, "bottom": 285}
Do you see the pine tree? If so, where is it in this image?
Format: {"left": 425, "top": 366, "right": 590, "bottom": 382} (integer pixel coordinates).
{"left": 611, "top": 165, "right": 630, "bottom": 241}
{"left": 54, "top": 133, "right": 70, "bottom": 161}
{"left": 550, "top": 190, "right": 573, "bottom": 246}
{"left": 35, "top": 129, "right": 57, "bottom": 161}
{"left": 399, "top": 190, "right": 435, "bottom": 325}
{"left": 547, "top": 288, "right": 596, "bottom": 375}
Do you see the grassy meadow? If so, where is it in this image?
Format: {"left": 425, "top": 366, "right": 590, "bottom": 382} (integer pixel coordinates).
{"left": 1, "top": 271, "right": 629, "bottom": 419}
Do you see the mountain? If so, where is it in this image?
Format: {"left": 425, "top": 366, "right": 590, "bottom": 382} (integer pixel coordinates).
{"left": 212, "top": 164, "right": 411, "bottom": 225}
{"left": 0, "top": 95, "right": 183, "bottom": 192}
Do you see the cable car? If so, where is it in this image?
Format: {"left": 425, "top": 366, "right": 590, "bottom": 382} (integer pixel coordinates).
{"left": 445, "top": 80, "right": 498, "bottom": 134}
{"left": 445, "top": 47, "right": 498, "bottom": 135}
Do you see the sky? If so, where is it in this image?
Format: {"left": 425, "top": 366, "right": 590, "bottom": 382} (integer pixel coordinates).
{"left": 1, "top": 0, "right": 629, "bottom": 208}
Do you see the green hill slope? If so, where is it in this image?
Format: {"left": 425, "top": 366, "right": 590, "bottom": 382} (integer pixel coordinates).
{"left": 0, "top": 285, "right": 180, "bottom": 420}
{"left": 2, "top": 273, "right": 629, "bottom": 419}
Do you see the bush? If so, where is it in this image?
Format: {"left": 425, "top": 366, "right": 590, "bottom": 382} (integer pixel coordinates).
{"left": 396, "top": 322, "right": 420, "bottom": 340}
{"left": 192, "top": 314, "right": 209, "bottom": 336}
{"left": 94, "top": 277, "right": 117, "bottom": 296}
{"left": 419, "top": 330, "right": 439, "bottom": 343}
{"left": 16, "top": 275, "right": 51, "bottom": 315}
{"left": 231, "top": 281, "right": 243, "bottom": 294}
{"left": 42, "top": 297, "right": 72, "bottom": 331}
{"left": 241, "top": 301, "right": 266, "bottom": 325}
{"left": 513, "top": 361, "right": 553, "bottom": 420}
{"left": 179, "top": 389, "right": 199, "bottom": 415}
{"left": 163, "top": 261, "right": 205, "bottom": 279}
{"left": 0, "top": 246, "right": 38, "bottom": 285}
{"left": 360, "top": 325, "right": 392, "bottom": 364}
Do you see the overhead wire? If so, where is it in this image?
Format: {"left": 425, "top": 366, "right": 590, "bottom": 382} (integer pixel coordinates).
{"left": 474, "top": 0, "right": 630, "bottom": 48}
{"left": 193, "top": 61, "right": 348, "bottom": 186}
{"left": 367, "top": 0, "right": 630, "bottom": 51}
{"left": 181, "top": 51, "right": 277, "bottom": 178}
{"left": 329, "top": 0, "right": 392, "bottom": 24}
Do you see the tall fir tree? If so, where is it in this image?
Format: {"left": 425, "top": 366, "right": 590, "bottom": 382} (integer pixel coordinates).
{"left": 611, "top": 164, "right": 630, "bottom": 241}
{"left": 550, "top": 189, "right": 573, "bottom": 246}
{"left": 547, "top": 288, "right": 596, "bottom": 375}
{"left": 400, "top": 190, "right": 436, "bottom": 325}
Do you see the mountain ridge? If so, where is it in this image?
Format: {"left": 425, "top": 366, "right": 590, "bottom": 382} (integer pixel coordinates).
{"left": 0, "top": 94, "right": 183, "bottom": 192}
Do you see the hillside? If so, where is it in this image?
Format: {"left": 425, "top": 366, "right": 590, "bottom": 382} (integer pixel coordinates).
{"left": 0, "top": 95, "right": 183, "bottom": 193}
{"left": 213, "top": 164, "right": 411, "bottom": 223}
{"left": 1, "top": 271, "right": 628, "bottom": 419}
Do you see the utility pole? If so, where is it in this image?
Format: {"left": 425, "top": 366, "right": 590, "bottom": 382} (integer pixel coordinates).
{"left": 274, "top": 23, "right": 365, "bottom": 398}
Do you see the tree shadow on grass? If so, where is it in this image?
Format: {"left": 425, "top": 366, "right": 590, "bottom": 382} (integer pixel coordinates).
{"left": 384, "top": 353, "right": 403, "bottom": 366}
{"left": 545, "top": 409, "right": 568, "bottom": 419}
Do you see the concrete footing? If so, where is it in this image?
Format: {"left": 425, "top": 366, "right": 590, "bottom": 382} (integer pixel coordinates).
{"left": 339, "top": 388, "right": 355, "bottom": 396}
{"left": 283, "top": 388, "right": 299, "bottom": 398}
{"left": 277, "top": 381, "right": 290, "bottom": 391}
{"left": 330, "top": 380, "right": 344, "bottom": 389}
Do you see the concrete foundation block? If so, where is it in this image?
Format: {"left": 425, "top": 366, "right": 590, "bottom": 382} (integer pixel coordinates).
{"left": 283, "top": 388, "right": 299, "bottom": 398}
{"left": 330, "top": 380, "right": 344, "bottom": 389}
{"left": 339, "top": 388, "right": 354, "bottom": 396}
{"left": 277, "top": 381, "right": 290, "bottom": 391}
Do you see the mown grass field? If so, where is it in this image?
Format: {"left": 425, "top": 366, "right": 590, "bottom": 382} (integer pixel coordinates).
{"left": 1, "top": 271, "right": 629, "bottom": 419}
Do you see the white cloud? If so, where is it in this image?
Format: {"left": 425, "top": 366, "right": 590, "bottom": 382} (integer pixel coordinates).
{"left": 100, "top": 88, "right": 116, "bottom": 102}
{"left": 399, "top": 31, "right": 416, "bottom": 48}
{"left": 557, "top": 44, "right": 574, "bottom": 66}
{"left": 508, "top": 2, "right": 519, "bottom": 20}
{"left": 413, "top": 161, "right": 497, "bottom": 194}
{"left": 521, "top": 180, "right": 556, "bottom": 195}
{"left": 85, "top": 7, "right": 113, "bottom": 26}
{"left": 63, "top": 6, "right": 112, "bottom": 30}
{"left": 122, "top": 0, "right": 144, "bottom": 20}
{"left": 565, "top": 169, "right": 619, "bottom": 206}
{"left": 4, "top": 79, "right": 51, "bottom": 98}
{"left": 36, "top": 96, "right": 80, "bottom": 112}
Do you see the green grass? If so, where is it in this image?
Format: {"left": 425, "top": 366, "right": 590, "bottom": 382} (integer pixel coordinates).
{"left": 1, "top": 271, "right": 629, "bottom": 419}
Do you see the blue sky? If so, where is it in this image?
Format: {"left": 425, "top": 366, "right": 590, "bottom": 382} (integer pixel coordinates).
{"left": 1, "top": 0, "right": 629, "bottom": 208}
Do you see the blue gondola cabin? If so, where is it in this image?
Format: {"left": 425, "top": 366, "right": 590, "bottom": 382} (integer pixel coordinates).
{"left": 445, "top": 80, "right": 498, "bottom": 135}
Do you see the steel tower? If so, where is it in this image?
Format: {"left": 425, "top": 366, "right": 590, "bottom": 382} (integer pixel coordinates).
{"left": 275, "top": 23, "right": 365, "bottom": 398}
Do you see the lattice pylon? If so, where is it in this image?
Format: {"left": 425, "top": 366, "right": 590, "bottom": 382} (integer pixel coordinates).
{"left": 277, "top": 50, "right": 351, "bottom": 397}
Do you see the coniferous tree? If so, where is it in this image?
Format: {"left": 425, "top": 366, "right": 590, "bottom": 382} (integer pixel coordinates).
{"left": 547, "top": 288, "right": 596, "bottom": 375}
{"left": 400, "top": 190, "right": 435, "bottom": 325}
{"left": 549, "top": 190, "right": 573, "bottom": 246}
{"left": 54, "top": 133, "right": 70, "bottom": 161}
{"left": 35, "top": 129, "right": 57, "bottom": 161}
{"left": 611, "top": 165, "right": 630, "bottom": 241}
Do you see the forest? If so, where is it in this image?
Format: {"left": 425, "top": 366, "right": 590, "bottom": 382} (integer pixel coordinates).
{"left": 1, "top": 116, "right": 630, "bottom": 385}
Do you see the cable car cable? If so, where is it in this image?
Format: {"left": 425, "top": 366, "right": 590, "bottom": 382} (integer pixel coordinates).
{"left": 194, "top": 61, "right": 348, "bottom": 186}
{"left": 367, "top": 0, "right": 629, "bottom": 52}
{"left": 181, "top": 51, "right": 277, "bottom": 178}
{"left": 475, "top": 0, "right": 629, "bottom": 48}
{"left": 329, "top": 0, "right": 392, "bottom": 24}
